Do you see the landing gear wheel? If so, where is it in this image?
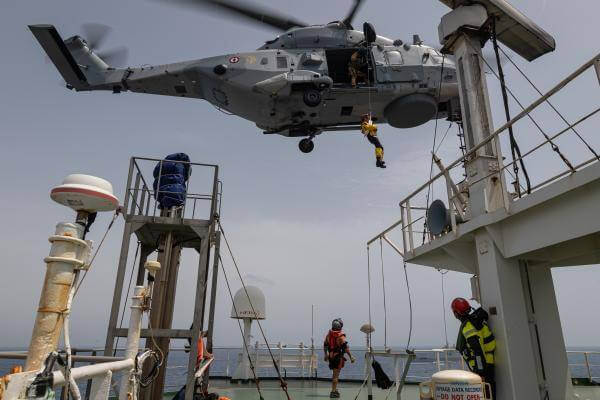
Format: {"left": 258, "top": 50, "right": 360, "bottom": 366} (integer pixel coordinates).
{"left": 298, "top": 138, "right": 315, "bottom": 153}
{"left": 303, "top": 89, "right": 321, "bottom": 107}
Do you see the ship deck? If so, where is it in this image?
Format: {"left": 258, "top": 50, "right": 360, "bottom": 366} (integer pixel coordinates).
{"left": 164, "top": 379, "right": 600, "bottom": 400}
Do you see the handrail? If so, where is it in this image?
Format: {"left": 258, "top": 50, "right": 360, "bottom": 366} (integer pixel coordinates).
{"left": 398, "top": 51, "right": 600, "bottom": 207}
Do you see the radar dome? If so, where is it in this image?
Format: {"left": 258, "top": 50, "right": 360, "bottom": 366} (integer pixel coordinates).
{"left": 230, "top": 286, "right": 266, "bottom": 320}
{"left": 51, "top": 174, "right": 119, "bottom": 212}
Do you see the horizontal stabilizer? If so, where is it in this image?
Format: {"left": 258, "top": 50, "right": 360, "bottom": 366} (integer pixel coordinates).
{"left": 29, "top": 24, "right": 88, "bottom": 89}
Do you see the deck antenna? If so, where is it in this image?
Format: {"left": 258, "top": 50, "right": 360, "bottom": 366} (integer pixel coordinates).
{"left": 311, "top": 304, "right": 315, "bottom": 350}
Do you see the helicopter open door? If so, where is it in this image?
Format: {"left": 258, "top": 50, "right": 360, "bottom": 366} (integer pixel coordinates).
{"left": 372, "top": 45, "right": 425, "bottom": 83}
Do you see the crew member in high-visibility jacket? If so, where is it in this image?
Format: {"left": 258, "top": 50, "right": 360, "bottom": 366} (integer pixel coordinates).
{"left": 361, "top": 114, "right": 386, "bottom": 168}
{"left": 451, "top": 297, "right": 496, "bottom": 399}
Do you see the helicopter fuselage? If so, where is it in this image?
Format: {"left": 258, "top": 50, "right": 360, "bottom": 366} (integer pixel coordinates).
{"left": 32, "top": 23, "right": 459, "bottom": 139}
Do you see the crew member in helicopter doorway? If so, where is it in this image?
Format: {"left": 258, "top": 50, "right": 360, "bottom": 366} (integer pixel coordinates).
{"left": 452, "top": 298, "right": 497, "bottom": 399}
{"left": 349, "top": 48, "right": 368, "bottom": 88}
{"left": 324, "top": 318, "right": 356, "bottom": 398}
{"left": 361, "top": 114, "right": 386, "bottom": 168}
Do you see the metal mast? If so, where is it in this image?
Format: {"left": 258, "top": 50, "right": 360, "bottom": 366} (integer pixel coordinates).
{"left": 104, "top": 157, "right": 221, "bottom": 400}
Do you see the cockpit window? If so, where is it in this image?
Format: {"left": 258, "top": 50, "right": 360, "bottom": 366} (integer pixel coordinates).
{"left": 385, "top": 50, "right": 403, "bottom": 65}
{"left": 265, "top": 37, "right": 278, "bottom": 45}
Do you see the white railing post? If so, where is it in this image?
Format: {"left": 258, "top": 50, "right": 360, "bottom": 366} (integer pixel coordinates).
{"left": 406, "top": 200, "right": 415, "bottom": 254}
{"left": 89, "top": 371, "right": 112, "bottom": 400}
{"left": 118, "top": 286, "right": 146, "bottom": 400}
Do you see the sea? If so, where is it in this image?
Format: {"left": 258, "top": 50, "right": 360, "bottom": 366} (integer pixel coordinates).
{"left": 2, "top": 347, "right": 598, "bottom": 393}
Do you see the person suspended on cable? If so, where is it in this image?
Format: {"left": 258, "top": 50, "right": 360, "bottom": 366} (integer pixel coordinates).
{"left": 324, "top": 318, "right": 355, "bottom": 398}
{"left": 361, "top": 114, "right": 386, "bottom": 168}
{"left": 451, "top": 298, "right": 496, "bottom": 399}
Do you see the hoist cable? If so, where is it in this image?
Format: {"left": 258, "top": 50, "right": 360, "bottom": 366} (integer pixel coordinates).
{"left": 217, "top": 219, "right": 292, "bottom": 400}
{"left": 497, "top": 45, "right": 599, "bottom": 161}
{"left": 379, "top": 238, "right": 388, "bottom": 349}
{"left": 219, "top": 254, "right": 265, "bottom": 400}
{"left": 366, "top": 246, "right": 373, "bottom": 347}
{"left": 423, "top": 55, "right": 446, "bottom": 244}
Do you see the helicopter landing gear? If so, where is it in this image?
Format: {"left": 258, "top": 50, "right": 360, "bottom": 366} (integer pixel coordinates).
{"left": 303, "top": 89, "right": 322, "bottom": 108}
{"left": 298, "top": 138, "right": 315, "bottom": 153}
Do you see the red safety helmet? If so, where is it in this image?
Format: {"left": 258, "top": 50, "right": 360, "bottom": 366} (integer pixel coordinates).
{"left": 451, "top": 297, "right": 471, "bottom": 317}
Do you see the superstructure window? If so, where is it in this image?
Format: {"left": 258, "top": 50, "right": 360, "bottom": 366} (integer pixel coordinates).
{"left": 277, "top": 56, "right": 288, "bottom": 69}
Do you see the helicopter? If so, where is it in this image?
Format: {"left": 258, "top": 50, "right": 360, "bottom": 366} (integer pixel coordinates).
{"left": 29, "top": 0, "right": 461, "bottom": 153}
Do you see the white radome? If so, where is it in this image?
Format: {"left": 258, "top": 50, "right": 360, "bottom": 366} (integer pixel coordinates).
{"left": 51, "top": 174, "right": 119, "bottom": 212}
{"left": 230, "top": 286, "right": 266, "bottom": 320}
{"left": 431, "top": 369, "right": 482, "bottom": 384}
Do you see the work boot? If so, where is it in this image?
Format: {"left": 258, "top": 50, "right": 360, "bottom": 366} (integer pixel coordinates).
{"left": 330, "top": 391, "right": 340, "bottom": 398}
{"left": 376, "top": 160, "right": 387, "bottom": 168}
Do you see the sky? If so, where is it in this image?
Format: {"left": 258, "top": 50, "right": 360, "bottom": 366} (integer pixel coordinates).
{"left": 1, "top": 0, "right": 599, "bottom": 350}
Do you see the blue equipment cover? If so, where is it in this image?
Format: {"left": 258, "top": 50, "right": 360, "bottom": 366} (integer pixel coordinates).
{"left": 153, "top": 153, "right": 191, "bottom": 209}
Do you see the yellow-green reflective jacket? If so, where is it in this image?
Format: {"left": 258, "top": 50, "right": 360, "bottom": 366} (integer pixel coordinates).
{"left": 457, "top": 320, "right": 496, "bottom": 369}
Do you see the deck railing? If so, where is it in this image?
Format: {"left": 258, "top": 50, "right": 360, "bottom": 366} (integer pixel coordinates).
{"left": 3, "top": 346, "right": 599, "bottom": 395}
{"left": 369, "top": 52, "right": 600, "bottom": 254}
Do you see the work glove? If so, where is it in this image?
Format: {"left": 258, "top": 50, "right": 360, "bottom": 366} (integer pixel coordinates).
{"left": 350, "top": 355, "right": 356, "bottom": 363}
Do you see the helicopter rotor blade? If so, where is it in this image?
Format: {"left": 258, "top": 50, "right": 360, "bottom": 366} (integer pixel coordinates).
{"left": 342, "top": 0, "right": 364, "bottom": 28}
{"left": 81, "top": 23, "right": 112, "bottom": 50}
{"left": 154, "top": 0, "right": 308, "bottom": 31}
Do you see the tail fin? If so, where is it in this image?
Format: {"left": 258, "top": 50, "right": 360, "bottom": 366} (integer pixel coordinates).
{"left": 29, "top": 25, "right": 89, "bottom": 90}
{"left": 29, "top": 24, "right": 121, "bottom": 91}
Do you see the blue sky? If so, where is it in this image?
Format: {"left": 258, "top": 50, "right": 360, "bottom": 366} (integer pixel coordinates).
{"left": 1, "top": 0, "right": 599, "bottom": 349}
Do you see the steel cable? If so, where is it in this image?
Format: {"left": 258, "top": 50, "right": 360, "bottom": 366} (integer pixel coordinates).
{"left": 497, "top": 45, "right": 599, "bottom": 161}
{"left": 379, "top": 238, "right": 388, "bottom": 349}
{"left": 423, "top": 55, "right": 446, "bottom": 244}
{"left": 465, "top": 36, "right": 575, "bottom": 172}
{"left": 217, "top": 219, "right": 292, "bottom": 400}
{"left": 219, "top": 254, "right": 265, "bottom": 400}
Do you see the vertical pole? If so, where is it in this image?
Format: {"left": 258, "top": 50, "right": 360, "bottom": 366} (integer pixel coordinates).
{"left": 184, "top": 235, "right": 212, "bottom": 400}
{"left": 366, "top": 335, "right": 372, "bottom": 400}
{"left": 451, "top": 33, "right": 509, "bottom": 217}
{"left": 206, "top": 234, "right": 221, "bottom": 351}
{"left": 405, "top": 200, "right": 414, "bottom": 253}
{"left": 240, "top": 319, "right": 252, "bottom": 380}
{"left": 104, "top": 223, "right": 133, "bottom": 357}
{"left": 119, "top": 286, "right": 146, "bottom": 400}
{"left": 25, "top": 221, "right": 87, "bottom": 371}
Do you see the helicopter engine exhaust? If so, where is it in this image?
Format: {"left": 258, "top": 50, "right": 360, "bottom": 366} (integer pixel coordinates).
{"left": 383, "top": 94, "right": 438, "bottom": 129}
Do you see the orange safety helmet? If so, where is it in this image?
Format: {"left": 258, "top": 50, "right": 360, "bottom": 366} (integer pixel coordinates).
{"left": 451, "top": 297, "right": 471, "bottom": 317}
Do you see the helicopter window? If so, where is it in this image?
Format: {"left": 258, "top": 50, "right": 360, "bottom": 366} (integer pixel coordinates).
{"left": 265, "top": 38, "right": 278, "bottom": 45}
{"left": 277, "top": 56, "right": 288, "bottom": 69}
{"left": 261, "top": 57, "right": 269, "bottom": 65}
{"left": 385, "top": 50, "right": 404, "bottom": 65}
{"left": 422, "top": 53, "right": 430, "bottom": 64}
